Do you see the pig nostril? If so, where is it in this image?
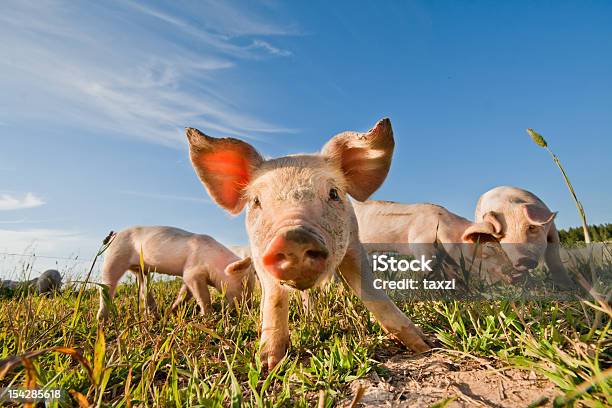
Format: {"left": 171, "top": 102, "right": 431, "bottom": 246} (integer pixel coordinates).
{"left": 263, "top": 250, "right": 287, "bottom": 266}
{"left": 305, "top": 249, "right": 329, "bottom": 260}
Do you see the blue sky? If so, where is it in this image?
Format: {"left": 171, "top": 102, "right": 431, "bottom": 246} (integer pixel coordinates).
{"left": 1, "top": 0, "right": 611, "bottom": 276}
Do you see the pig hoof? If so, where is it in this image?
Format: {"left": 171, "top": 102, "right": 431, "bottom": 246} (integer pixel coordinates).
{"left": 415, "top": 339, "right": 433, "bottom": 353}
{"left": 260, "top": 335, "right": 289, "bottom": 370}
{"left": 391, "top": 325, "right": 432, "bottom": 353}
{"left": 423, "top": 335, "right": 440, "bottom": 349}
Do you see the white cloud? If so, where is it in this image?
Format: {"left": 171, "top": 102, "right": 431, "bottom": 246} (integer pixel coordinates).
{"left": 0, "top": 0, "right": 299, "bottom": 146}
{"left": 0, "top": 217, "right": 67, "bottom": 224}
{"left": 0, "top": 228, "right": 82, "bottom": 253}
{"left": 122, "top": 1, "right": 255, "bottom": 59}
{"left": 250, "top": 40, "right": 292, "bottom": 57}
{"left": 0, "top": 193, "right": 45, "bottom": 211}
{"left": 122, "top": 2, "right": 296, "bottom": 61}
{"left": 126, "top": 0, "right": 300, "bottom": 38}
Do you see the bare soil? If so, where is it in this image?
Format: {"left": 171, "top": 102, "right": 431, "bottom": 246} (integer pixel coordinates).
{"left": 340, "top": 347, "right": 559, "bottom": 407}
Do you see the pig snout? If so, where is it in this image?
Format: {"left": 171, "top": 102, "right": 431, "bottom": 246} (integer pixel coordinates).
{"left": 514, "top": 257, "right": 538, "bottom": 271}
{"left": 262, "top": 227, "right": 329, "bottom": 290}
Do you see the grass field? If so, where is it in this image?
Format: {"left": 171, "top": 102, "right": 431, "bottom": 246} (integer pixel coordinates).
{"left": 0, "top": 247, "right": 610, "bottom": 407}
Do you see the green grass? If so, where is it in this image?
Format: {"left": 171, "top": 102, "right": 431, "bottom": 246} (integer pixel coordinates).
{"left": 0, "top": 254, "right": 610, "bottom": 407}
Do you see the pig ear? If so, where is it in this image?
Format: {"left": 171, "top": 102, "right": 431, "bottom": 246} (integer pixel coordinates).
{"left": 462, "top": 222, "right": 501, "bottom": 243}
{"left": 321, "top": 118, "right": 394, "bottom": 201}
{"left": 482, "top": 211, "right": 503, "bottom": 236}
{"left": 225, "top": 257, "right": 252, "bottom": 275}
{"left": 523, "top": 204, "right": 556, "bottom": 225}
{"left": 186, "top": 128, "right": 264, "bottom": 214}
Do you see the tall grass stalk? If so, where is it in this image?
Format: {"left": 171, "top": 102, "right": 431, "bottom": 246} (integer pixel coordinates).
{"left": 527, "top": 128, "right": 591, "bottom": 243}
{"left": 68, "top": 237, "right": 113, "bottom": 345}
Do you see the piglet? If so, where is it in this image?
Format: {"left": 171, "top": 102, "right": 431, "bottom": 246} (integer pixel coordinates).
{"left": 354, "top": 201, "right": 516, "bottom": 284}
{"left": 474, "top": 186, "right": 573, "bottom": 287}
{"left": 0, "top": 269, "right": 62, "bottom": 294}
{"left": 96, "top": 226, "right": 254, "bottom": 320}
{"left": 186, "top": 118, "right": 430, "bottom": 369}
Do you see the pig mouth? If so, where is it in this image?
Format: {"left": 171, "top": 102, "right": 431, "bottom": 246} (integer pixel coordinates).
{"left": 279, "top": 278, "right": 318, "bottom": 291}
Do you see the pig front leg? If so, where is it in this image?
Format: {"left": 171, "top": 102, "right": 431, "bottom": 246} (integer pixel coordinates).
{"left": 259, "top": 274, "right": 290, "bottom": 369}
{"left": 338, "top": 240, "right": 431, "bottom": 353}
{"left": 171, "top": 283, "right": 193, "bottom": 312}
{"left": 545, "top": 223, "right": 574, "bottom": 289}
{"left": 97, "top": 252, "right": 130, "bottom": 320}
{"left": 183, "top": 269, "right": 212, "bottom": 315}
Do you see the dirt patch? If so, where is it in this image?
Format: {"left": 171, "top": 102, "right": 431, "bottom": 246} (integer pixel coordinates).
{"left": 341, "top": 348, "right": 559, "bottom": 407}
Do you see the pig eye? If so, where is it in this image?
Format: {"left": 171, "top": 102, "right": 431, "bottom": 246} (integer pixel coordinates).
{"left": 328, "top": 188, "right": 340, "bottom": 201}
{"left": 252, "top": 196, "right": 261, "bottom": 208}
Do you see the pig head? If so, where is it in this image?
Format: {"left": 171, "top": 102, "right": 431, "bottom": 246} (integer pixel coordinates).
{"left": 474, "top": 186, "right": 573, "bottom": 287}
{"left": 186, "top": 118, "right": 430, "bottom": 368}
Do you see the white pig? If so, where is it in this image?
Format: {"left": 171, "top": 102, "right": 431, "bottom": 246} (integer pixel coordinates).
{"left": 186, "top": 118, "right": 431, "bottom": 369}
{"left": 474, "top": 186, "right": 573, "bottom": 287}
{"left": 0, "top": 269, "right": 62, "bottom": 294}
{"left": 354, "top": 201, "right": 517, "bottom": 284}
{"left": 96, "top": 226, "right": 254, "bottom": 320}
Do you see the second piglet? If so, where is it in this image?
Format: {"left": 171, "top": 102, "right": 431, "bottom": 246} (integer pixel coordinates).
{"left": 97, "top": 226, "right": 254, "bottom": 320}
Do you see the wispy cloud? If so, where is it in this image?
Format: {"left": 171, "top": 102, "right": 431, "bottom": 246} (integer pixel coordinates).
{"left": 0, "top": 193, "right": 45, "bottom": 211}
{"left": 126, "top": 0, "right": 301, "bottom": 37}
{"left": 0, "top": 217, "right": 68, "bottom": 225}
{"left": 0, "top": 228, "right": 82, "bottom": 251}
{"left": 186, "top": 0, "right": 301, "bottom": 37}
{"left": 0, "top": 0, "right": 299, "bottom": 146}
{"left": 125, "top": 2, "right": 274, "bottom": 59}
{"left": 118, "top": 190, "right": 212, "bottom": 203}
{"left": 249, "top": 40, "right": 292, "bottom": 57}
{"left": 0, "top": 219, "right": 29, "bottom": 224}
{"left": 125, "top": 1, "right": 295, "bottom": 59}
